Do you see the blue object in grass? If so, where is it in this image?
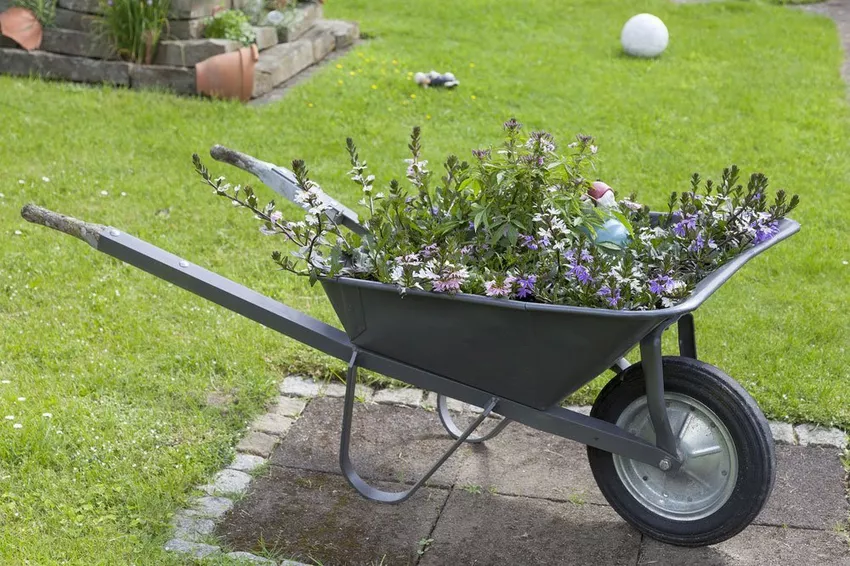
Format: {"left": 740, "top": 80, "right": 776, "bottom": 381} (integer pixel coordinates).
{"left": 594, "top": 218, "right": 631, "bottom": 246}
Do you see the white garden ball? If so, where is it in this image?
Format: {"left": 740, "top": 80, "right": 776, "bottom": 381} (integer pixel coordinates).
{"left": 621, "top": 13, "right": 669, "bottom": 58}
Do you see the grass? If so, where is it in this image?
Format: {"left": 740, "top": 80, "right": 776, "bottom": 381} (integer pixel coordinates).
{"left": 0, "top": 0, "right": 848, "bottom": 562}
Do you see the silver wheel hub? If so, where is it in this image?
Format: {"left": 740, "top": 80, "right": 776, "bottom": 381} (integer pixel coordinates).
{"left": 613, "top": 393, "right": 738, "bottom": 521}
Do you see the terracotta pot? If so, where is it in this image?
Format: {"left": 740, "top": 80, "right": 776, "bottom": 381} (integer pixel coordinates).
{"left": 0, "top": 7, "right": 43, "bottom": 51}
{"left": 196, "top": 44, "right": 259, "bottom": 103}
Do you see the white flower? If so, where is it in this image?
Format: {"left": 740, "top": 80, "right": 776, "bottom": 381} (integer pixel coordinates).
{"left": 4, "top": 416, "right": 13, "bottom": 420}
{"left": 42, "top": 177, "right": 50, "bottom": 183}
{"left": 100, "top": 190, "right": 108, "bottom": 196}
{"left": 590, "top": 145, "right": 598, "bottom": 154}
{"left": 17, "top": 397, "right": 25, "bottom": 402}
{"left": 0, "top": 193, "right": 4, "bottom": 198}
{"left": 17, "top": 179, "right": 24, "bottom": 184}
{"left": 0, "top": 380, "right": 10, "bottom": 384}
{"left": 121, "top": 192, "right": 127, "bottom": 196}
{"left": 13, "top": 230, "right": 22, "bottom": 236}
{"left": 13, "top": 423, "right": 22, "bottom": 429}
{"left": 42, "top": 413, "right": 52, "bottom": 418}
{"left": 304, "top": 214, "right": 318, "bottom": 226}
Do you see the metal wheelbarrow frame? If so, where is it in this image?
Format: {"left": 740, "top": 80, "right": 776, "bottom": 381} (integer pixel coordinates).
{"left": 20, "top": 145, "right": 800, "bottom": 546}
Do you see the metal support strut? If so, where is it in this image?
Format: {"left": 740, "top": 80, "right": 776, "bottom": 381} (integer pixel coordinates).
{"left": 339, "top": 351, "right": 499, "bottom": 503}
{"left": 677, "top": 313, "right": 697, "bottom": 359}
{"left": 640, "top": 326, "right": 680, "bottom": 465}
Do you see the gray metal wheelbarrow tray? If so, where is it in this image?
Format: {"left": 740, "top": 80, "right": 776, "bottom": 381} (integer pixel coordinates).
{"left": 21, "top": 145, "right": 799, "bottom": 546}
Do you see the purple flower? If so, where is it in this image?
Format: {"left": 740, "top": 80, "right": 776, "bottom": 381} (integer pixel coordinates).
{"left": 672, "top": 214, "right": 698, "bottom": 237}
{"left": 597, "top": 286, "right": 621, "bottom": 308}
{"left": 751, "top": 216, "right": 779, "bottom": 245}
{"left": 687, "top": 233, "right": 715, "bottom": 253}
{"left": 460, "top": 245, "right": 475, "bottom": 257}
{"left": 515, "top": 275, "right": 537, "bottom": 299}
{"left": 520, "top": 154, "right": 545, "bottom": 167}
{"left": 519, "top": 234, "right": 538, "bottom": 251}
{"left": 648, "top": 275, "right": 675, "bottom": 295}
{"left": 503, "top": 118, "right": 522, "bottom": 131}
{"left": 420, "top": 243, "right": 439, "bottom": 258}
{"left": 564, "top": 248, "right": 594, "bottom": 285}
{"left": 432, "top": 267, "right": 468, "bottom": 294}
{"left": 472, "top": 148, "right": 491, "bottom": 160}
{"left": 525, "top": 131, "right": 556, "bottom": 153}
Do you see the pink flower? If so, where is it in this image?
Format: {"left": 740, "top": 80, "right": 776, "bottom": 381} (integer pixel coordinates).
{"left": 484, "top": 276, "right": 515, "bottom": 298}
{"left": 269, "top": 211, "right": 283, "bottom": 224}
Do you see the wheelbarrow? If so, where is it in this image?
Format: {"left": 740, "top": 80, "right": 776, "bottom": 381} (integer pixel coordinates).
{"left": 21, "top": 145, "right": 800, "bottom": 547}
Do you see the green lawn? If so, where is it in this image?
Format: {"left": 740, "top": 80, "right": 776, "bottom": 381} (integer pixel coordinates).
{"left": 1, "top": 0, "right": 849, "bottom": 563}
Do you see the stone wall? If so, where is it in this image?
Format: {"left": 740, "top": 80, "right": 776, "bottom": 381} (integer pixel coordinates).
{"left": 0, "top": 1, "right": 358, "bottom": 99}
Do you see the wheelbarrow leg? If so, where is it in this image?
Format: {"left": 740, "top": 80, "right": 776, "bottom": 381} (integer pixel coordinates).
{"left": 339, "top": 351, "right": 498, "bottom": 503}
{"left": 436, "top": 394, "right": 511, "bottom": 443}
{"left": 640, "top": 327, "right": 680, "bottom": 462}
{"left": 677, "top": 313, "right": 697, "bottom": 359}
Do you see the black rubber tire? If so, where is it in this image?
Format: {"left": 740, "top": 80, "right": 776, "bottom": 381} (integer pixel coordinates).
{"left": 587, "top": 356, "right": 776, "bottom": 547}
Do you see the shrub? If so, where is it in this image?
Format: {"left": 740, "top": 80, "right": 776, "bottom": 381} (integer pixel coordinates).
{"left": 96, "top": 0, "right": 170, "bottom": 64}
{"left": 203, "top": 9, "right": 256, "bottom": 46}
{"left": 193, "top": 120, "right": 799, "bottom": 311}
{"left": 12, "top": 0, "right": 56, "bottom": 27}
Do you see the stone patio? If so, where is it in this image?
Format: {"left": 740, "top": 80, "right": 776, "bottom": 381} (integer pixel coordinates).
{"left": 212, "top": 394, "right": 849, "bottom": 565}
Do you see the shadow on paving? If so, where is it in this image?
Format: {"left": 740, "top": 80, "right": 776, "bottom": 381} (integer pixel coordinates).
{"left": 216, "top": 398, "right": 850, "bottom": 565}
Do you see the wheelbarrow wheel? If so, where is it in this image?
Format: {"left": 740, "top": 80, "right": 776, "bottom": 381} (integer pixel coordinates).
{"left": 586, "top": 356, "right": 775, "bottom": 547}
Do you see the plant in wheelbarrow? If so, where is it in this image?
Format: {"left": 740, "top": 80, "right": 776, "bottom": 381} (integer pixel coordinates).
{"left": 21, "top": 119, "right": 800, "bottom": 549}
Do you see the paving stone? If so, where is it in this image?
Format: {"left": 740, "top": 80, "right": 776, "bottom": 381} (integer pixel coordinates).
{"left": 312, "top": 19, "right": 359, "bottom": 50}
{"left": 639, "top": 524, "right": 850, "bottom": 565}
{"left": 155, "top": 38, "right": 240, "bottom": 67}
{"left": 186, "top": 495, "right": 234, "bottom": 518}
{"left": 163, "top": 538, "right": 221, "bottom": 558}
{"left": 40, "top": 28, "right": 114, "bottom": 59}
{"left": 456, "top": 421, "right": 606, "bottom": 504}
{"left": 276, "top": 2, "right": 321, "bottom": 42}
{"left": 56, "top": 0, "right": 101, "bottom": 14}
{"left": 252, "top": 40, "right": 314, "bottom": 98}
{"left": 271, "top": 397, "right": 470, "bottom": 486}
{"left": 271, "top": 397, "right": 307, "bottom": 417}
{"left": 419, "top": 490, "right": 640, "bottom": 566}
{"left": 300, "top": 25, "right": 335, "bottom": 62}
{"left": 168, "top": 18, "right": 206, "bottom": 40}
{"left": 54, "top": 8, "right": 97, "bottom": 32}
{"left": 756, "top": 445, "right": 849, "bottom": 529}
{"left": 250, "top": 413, "right": 294, "bottom": 436}
{"left": 769, "top": 421, "right": 796, "bottom": 445}
{"left": 322, "top": 381, "right": 372, "bottom": 400}
{"left": 129, "top": 64, "right": 196, "bottom": 95}
{"left": 0, "top": 48, "right": 130, "bottom": 85}
{"left": 795, "top": 423, "right": 848, "bottom": 448}
{"left": 172, "top": 512, "right": 216, "bottom": 542}
{"left": 169, "top": 0, "right": 230, "bottom": 20}
{"left": 229, "top": 453, "right": 267, "bottom": 473}
{"left": 205, "top": 468, "right": 252, "bottom": 495}
{"left": 253, "top": 26, "right": 278, "bottom": 51}
{"left": 372, "top": 387, "right": 424, "bottom": 407}
{"left": 216, "top": 467, "right": 449, "bottom": 565}
{"left": 279, "top": 375, "right": 322, "bottom": 397}
{"left": 236, "top": 431, "right": 279, "bottom": 457}
{"left": 224, "top": 551, "right": 277, "bottom": 564}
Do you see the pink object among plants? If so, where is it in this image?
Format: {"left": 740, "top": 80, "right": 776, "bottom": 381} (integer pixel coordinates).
{"left": 0, "top": 6, "right": 43, "bottom": 51}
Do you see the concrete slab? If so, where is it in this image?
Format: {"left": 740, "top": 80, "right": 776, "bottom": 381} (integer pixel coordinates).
{"left": 756, "top": 445, "right": 849, "bottom": 530}
{"left": 419, "top": 490, "right": 641, "bottom": 566}
{"left": 270, "top": 397, "right": 469, "bottom": 487}
{"left": 639, "top": 525, "right": 850, "bottom": 565}
{"left": 456, "top": 422, "right": 606, "bottom": 504}
{"left": 216, "top": 467, "right": 449, "bottom": 565}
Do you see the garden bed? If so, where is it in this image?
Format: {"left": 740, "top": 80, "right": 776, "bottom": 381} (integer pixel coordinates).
{"left": 0, "top": 0, "right": 358, "bottom": 98}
